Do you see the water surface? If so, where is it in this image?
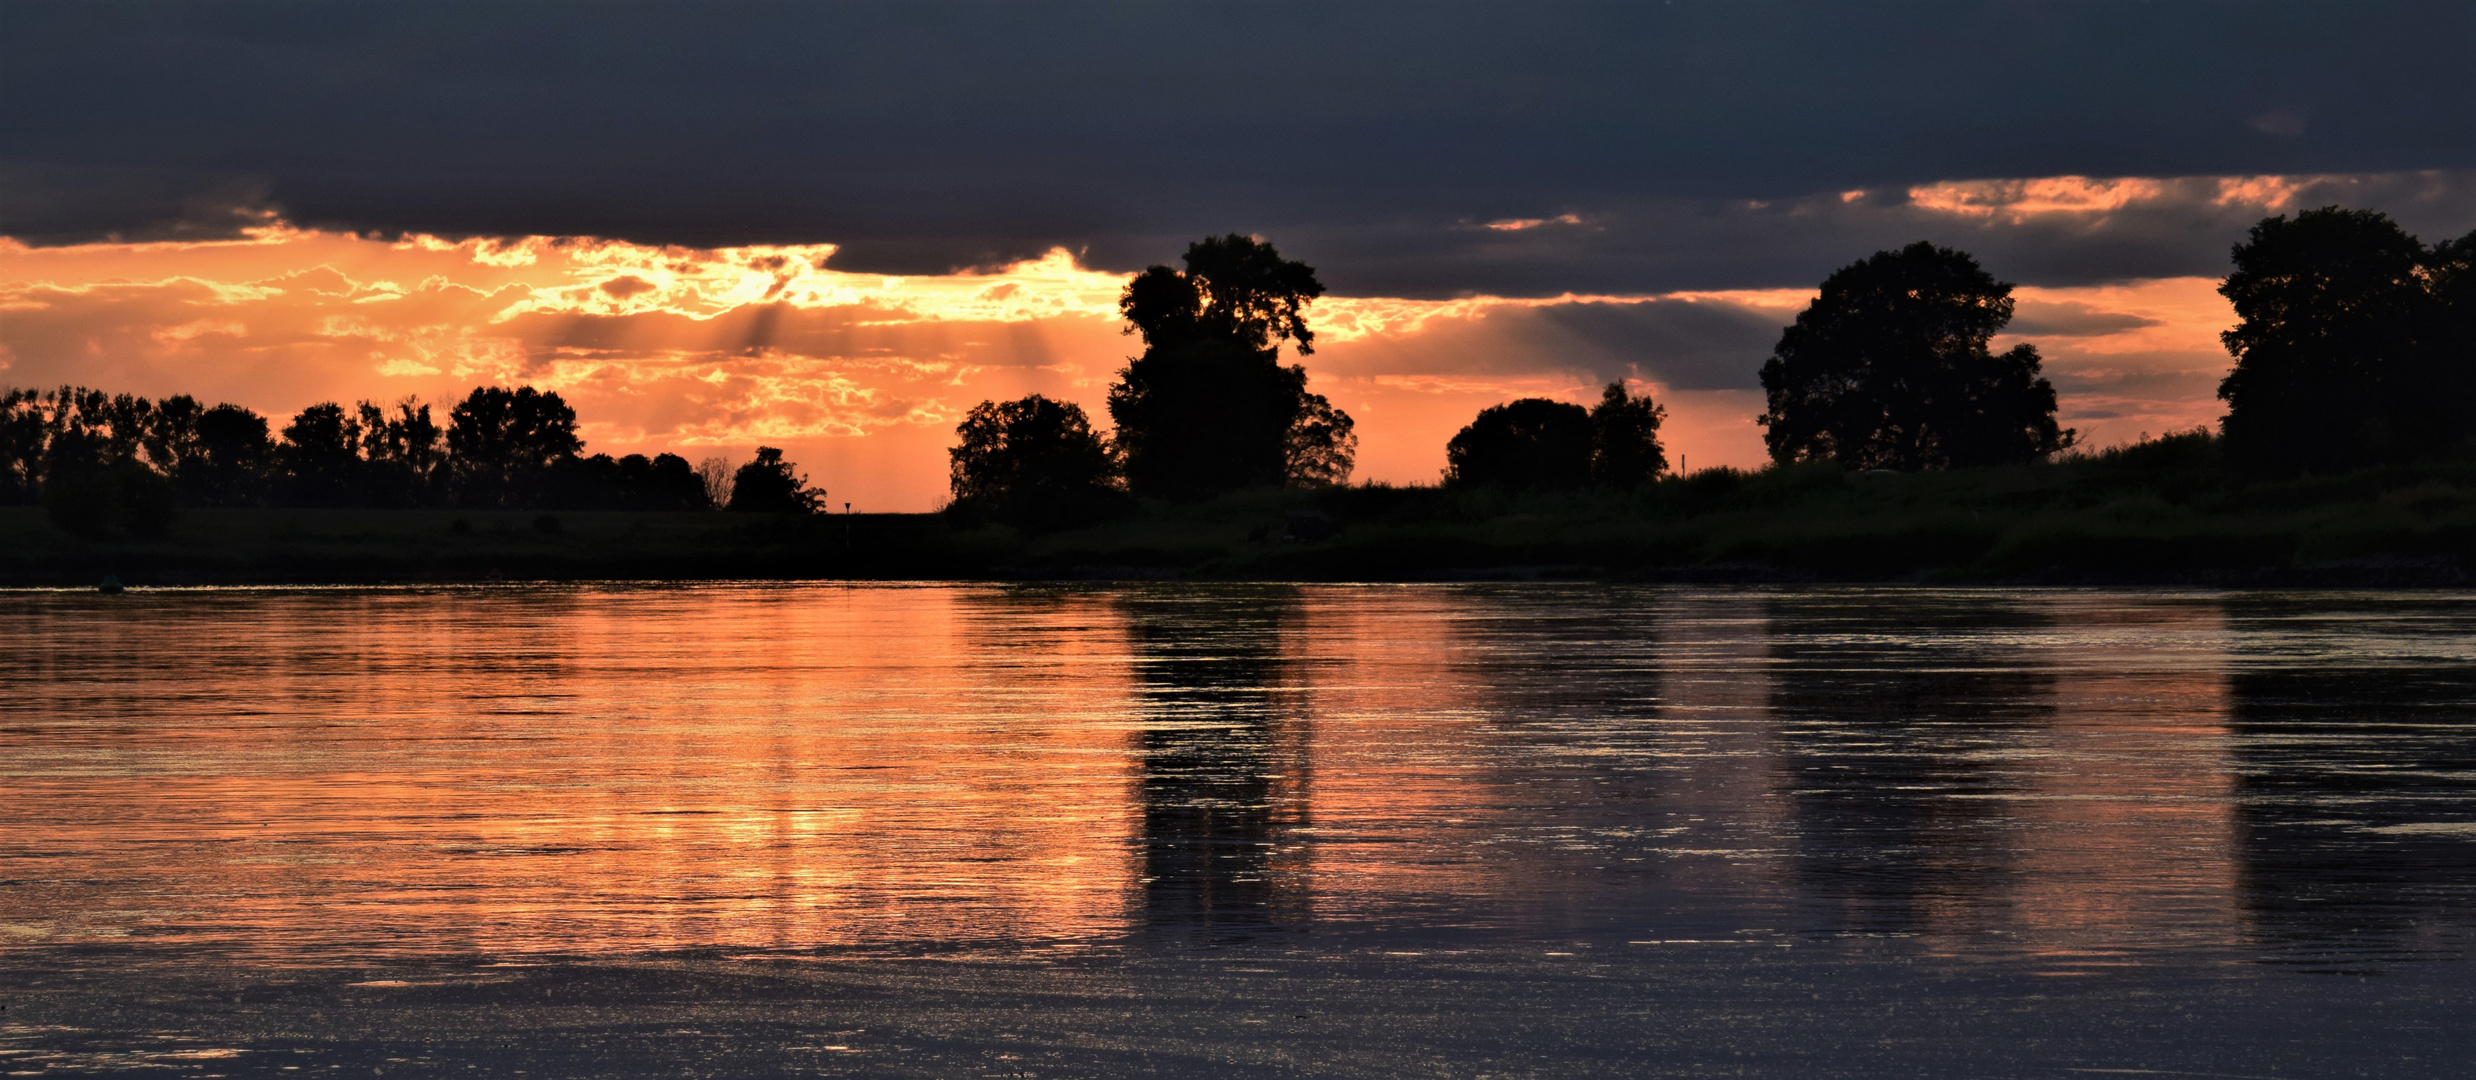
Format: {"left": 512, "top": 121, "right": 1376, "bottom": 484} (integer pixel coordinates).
{"left": 5, "top": 584, "right": 2474, "bottom": 1074}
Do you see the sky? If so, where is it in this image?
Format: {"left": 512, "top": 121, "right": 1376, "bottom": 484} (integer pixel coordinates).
{"left": 4, "top": 2, "right": 2473, "bottom": 510}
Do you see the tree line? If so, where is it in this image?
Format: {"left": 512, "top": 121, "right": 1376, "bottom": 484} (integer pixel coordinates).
{"left": 23, "top": 208, "right": 2462, "bottom": 541}
{"left": 1430, "top": 207, "right": 2473, "bottom": 491}
{"left": 1748, "top": 209, "right": 2471, "bottom": 480}
{"left": 1425, "top": 240, "right": 2076, "bottom": 490}
{"left": 942, "top": 234, "right": 1671, "bottom": 522}
{"left": 0, "top": 384, "right": 826, "bottom": 538}
{"left": 952, "top": 208, "right": 2476, "bottom": 521}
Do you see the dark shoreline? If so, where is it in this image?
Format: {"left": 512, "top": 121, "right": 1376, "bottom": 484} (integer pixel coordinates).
{"left": 16, "top": 452, "right": 2476, "bottom": 589}
{"left": 6, "top": 513, "right": 2470, "bottom": 590}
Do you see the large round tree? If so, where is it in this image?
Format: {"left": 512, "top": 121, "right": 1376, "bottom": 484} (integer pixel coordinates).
{"left": 1758, "top": 242, "right": 2070, "bottom": 471}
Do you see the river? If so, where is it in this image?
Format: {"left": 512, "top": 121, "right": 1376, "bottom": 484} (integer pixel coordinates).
{"left": 4, "top": 584, "right": 2472, "bottom": 1075}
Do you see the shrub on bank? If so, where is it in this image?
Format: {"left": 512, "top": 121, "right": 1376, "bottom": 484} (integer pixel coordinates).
{"left": 43, "top": 459, "right": 178, "bottom": 540}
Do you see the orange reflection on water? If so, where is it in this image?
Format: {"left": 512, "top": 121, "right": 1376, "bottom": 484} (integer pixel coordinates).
{"left": 5, "top": 586, "right": 1145, "bottom": 957}
{"left": 2003, "top": 598, "right": 2240, "bottom": 965}
{"left": 0, "top": 584, "right": 2330, "bottom": 965}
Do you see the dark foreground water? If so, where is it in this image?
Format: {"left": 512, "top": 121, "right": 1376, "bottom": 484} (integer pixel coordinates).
{"left": 4, "top": 584, "right": 2473, "bottom": 1076}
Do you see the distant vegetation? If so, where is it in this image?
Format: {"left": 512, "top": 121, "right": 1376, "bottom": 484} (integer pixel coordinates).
{"left": 0, "top": 383, "right": 825, "bottom": 540}
{"left": 13, "top": 208, "right": 2476, "bottom": 584}
{"left": 1445, "top": 381, "right": 1668, "bottom": 492}
{"left": 948, "top": 211, "right": 2474, "bottom": 520}
{"left": 19, "top": 433, "right": 2476, "bottom": 586}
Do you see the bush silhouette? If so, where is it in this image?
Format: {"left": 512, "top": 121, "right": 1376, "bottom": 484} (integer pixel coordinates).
{"left": 544, "top": 452, "right": 710, "bottom": 510}
{"left": 948, "top": 394, "right": 1126, "bottom": 528}
{"left": 44, "top": 458, "right": 177, "bottom": 540}
{"left": 1446, "top": 398, "right": 1594, "bottom": 491}
{"left": 727, "top": 447, "right": 824, "bottom": 513}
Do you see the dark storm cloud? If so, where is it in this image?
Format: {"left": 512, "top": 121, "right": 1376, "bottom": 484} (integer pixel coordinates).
{"left": 2006, "top": 300, "right": 2161, "bottom": 338}
{"left": 1295, "top": 171, "right": 2476, "bottom": 295}
{"left": 5, "top": 1, "right": 2471, "bottom": 294}
{"left": 1323, "top": 299, "right": 1787, "bottom": 391}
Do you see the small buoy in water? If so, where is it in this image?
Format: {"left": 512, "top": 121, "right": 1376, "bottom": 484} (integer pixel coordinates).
{"left": 97, "top": 574, "right": 123, "bottom": 595}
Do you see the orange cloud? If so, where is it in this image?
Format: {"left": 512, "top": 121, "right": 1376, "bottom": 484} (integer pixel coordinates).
{"left": 1908, "top": 176, "right": 2171, "bottom": 220}
{"left": 1997, "top": 277, "right": 2234, "bottom": 446}
{"left": 1898, "top": 170, "right": 2464, "bottom": 231}
{"left": 1481, "top": 213, "right": 1585, "bottom": 232}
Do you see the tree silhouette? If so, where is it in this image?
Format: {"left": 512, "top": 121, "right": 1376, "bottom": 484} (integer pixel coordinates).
{"left": 1759, "top": 242, "right": 2070, "bottom": 471}
{"left": 141, "top": 395, "right": 203, "bottom": 479}
{"left": 33, "top": 387, "right": 119, "bottom": 480}
{"left": 4, "top": 381, "right": 731, "bottom": 515}
{"left": 93, "top": 392, "right": 153, "bottom": 464}
{"left": 1111, "top": 339, "right": 1304, "bottom": 497}
{"left": 446, "top": 385, "right": 582, "bottom": 506}
{"left": 1108, "top": 235, "right": 1354, "bottom": 499}
{"left": 1283, "top": 391, "right": 1357, "bottom": 488}
{"left": 695, "top": 456, "right": 735, "bottom": 509}
{"left": 2431, "top": 228, "right": 2476, "bottom": 317}
{"left": 279, "top": 402, "right": 363, "bottom": 507}
{"left": 546, "top": 451, "right": 710, "bottom": 510}
{"left": 2218, "top": 208, "right": 2474, "bottom": 475}
{"left": 0, "top": 386, "right": 175, "bottom": 534}
{"left": 1590, "top": 381, "right": 1669, "bottom": 488}
{"left": 947, "top": 394, "right": 1124, "bottom": 527}
{"left": 184, "top": 404, "right": 274, "bottom": 506}
{"left": 0, "top": 389, "right": 47, "bottom": 503}
{"left": 726, "top": 447, "right": 824, "bottom": 513}
{"left": 1120, "top": 234, "right": 1325, "bottom": 356}
{"left": 1446, "top": 398, "right": 1594, "bottom": 491}
{"left": 2434, "top": 227, "right": 2476, "bottom": 415}
{"left": 358, "top": 398, "right": 444, "bottom": 505}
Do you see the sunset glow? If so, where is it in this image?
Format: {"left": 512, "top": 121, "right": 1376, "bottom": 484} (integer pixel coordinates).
{"left": 0, "top": 177, "right": 2291, "bottom": 506}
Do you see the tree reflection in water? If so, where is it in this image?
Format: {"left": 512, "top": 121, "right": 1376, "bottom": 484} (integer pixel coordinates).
{"left": 2225, "top": 593, "right": 2476, "bottom": 966}
{"left": 1117, "top": 587, "right": 1315, "bottom": 941}
{"left": 1766, "top": 591, "right": 2057, "bottom": 936}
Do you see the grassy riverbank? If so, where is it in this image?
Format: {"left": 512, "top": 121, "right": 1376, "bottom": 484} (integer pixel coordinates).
{"left": 11, "top": 437, "right": 2476, "bottom": 586}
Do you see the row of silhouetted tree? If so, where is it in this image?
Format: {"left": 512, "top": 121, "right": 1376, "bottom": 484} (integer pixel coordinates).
{"left": 941, "top": 231, "right": 2062, "bottom": 514}
{"left": 1, "top": 384, "right": 826, "bottom": 538}
{"left": 1443, "top": 240, "right": 2067, "bottom": 489}
{"left": 1435, "top": 206, "right": 2476, "bottom": 491}
{"left": 34, "top": 211, "right": 2453, "bottom": 540}
{"left": 1444, "top": 382, "right": 1669, "bottom": 491}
